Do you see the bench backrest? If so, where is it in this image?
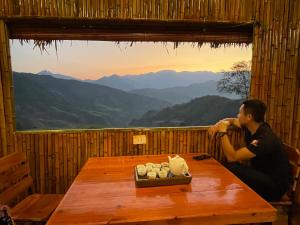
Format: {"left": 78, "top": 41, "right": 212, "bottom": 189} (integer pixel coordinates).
{"left": 0, "top": 152, "right": 33, "bottom": 205}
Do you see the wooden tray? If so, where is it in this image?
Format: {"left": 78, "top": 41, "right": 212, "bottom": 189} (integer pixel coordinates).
{"left": 134, "top": 167, "right": 192, "bottom": 188}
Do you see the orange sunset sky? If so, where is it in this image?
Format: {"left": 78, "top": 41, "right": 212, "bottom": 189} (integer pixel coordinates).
{"left": 10, "top": 40, "right": 252, "bottom": 80}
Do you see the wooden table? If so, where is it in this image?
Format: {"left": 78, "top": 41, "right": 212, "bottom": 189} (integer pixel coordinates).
{"left": 46, "top": 154, "right": 277, "bottom": 225}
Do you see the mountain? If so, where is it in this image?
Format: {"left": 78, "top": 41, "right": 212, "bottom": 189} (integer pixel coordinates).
{"left": 37, "top": 70, "right": 79, "bottom": 80}
{"left": 130, "top": 96, "right": 242, "bottom": 127}
{"left": 130, "top": 80, "right": 239, "bottom": 104}
{"left": 13, "top": 72, "right": 170, "bottom": 130}
{"left": 87, "top": 70, "right": 223, "bottom": 91}
{"left": 87, "top": 74, "right": 136, "bottom": 90}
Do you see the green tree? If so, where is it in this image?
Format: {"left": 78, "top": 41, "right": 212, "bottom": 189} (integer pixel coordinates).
{"left": 217, "top": 61, "right": 251, "bottom": 99}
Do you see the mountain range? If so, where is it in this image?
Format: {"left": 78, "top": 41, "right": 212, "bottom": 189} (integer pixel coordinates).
{"left": 35, "top": 70, "right": 224, "bottom": 91}
{"left": 13, "top": 70, "right": 241, "bottom": 130}
{"left": 87, "top": 70, "right": 223, "bottom": 91}
{"left": 35, "top": 70, "right": 238, "bottom": 105}
{"left": 37, "top": 70, "right": 79, "bottom": 80}
{"left": 130, "top": 80, "right": 238, "bottom": 104}
{"left": 130, "top": 95, "right": 242, "bottom": 127}
{"left": 13, "top": 72, "right": 170, "bottom": 130}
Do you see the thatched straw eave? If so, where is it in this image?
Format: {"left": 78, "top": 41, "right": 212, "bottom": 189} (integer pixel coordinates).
{"left": 6, "top": 18, "right": 253, "bottom": 51}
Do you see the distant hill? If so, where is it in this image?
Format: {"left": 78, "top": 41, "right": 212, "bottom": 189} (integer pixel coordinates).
{"left": 13, "top": 72, "right": 170, "bottom": 130}
{"left": 130, "top": 80, "right": 239, "bottom": 104}
{"left": 37, "top": 70, "right": 79, "bottom": 80}
{"left": 87, "top": 70, "right": 223, "bottom": 91}
{"left": 130, "top": 96, "right": 242, "bottom": 127}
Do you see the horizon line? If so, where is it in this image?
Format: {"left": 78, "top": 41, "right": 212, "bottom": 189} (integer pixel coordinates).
{"left": 12, "top": 68, "right": 226, "bottom": 80}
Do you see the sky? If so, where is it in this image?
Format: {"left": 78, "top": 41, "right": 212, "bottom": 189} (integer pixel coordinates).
{"left": 10, "top": 40, "right": 252, "bottom": 80}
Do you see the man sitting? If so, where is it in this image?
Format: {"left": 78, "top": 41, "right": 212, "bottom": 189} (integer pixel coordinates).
{"left": 208, "top": 99, "right": 290, "bottom": 201}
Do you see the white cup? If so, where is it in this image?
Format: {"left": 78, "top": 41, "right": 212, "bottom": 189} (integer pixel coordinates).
{"left": 153, "top": 163, "right": 162, "bottom": 169}
{"left": 152, "top": 167, "right": 160, "bottom": 174}
{"left": 161, "top": 167, "right": 170, "bottom": 173}
{"left": 146, "top": 165, "right": 153, "bottom": 172}
{"left": 136, "top": 164, "right": 145, "bottom": 170}
{"left": 146, "top": 162, "right": 154, "bottom": 167}
{"left": 137, "top": 167, "right": 147, "bottom": 176}
{"left": 147, "top": 171, "right": 157, "bottom": 179}
{"left": 158, "top": 170, "right": 168, "bottom": 178}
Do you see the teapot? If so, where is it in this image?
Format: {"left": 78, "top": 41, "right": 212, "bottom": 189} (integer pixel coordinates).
{"left": 168, "top": 155, "right": 189, "bottom": 176}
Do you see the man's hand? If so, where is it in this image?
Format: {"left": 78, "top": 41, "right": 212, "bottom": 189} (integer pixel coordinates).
{"left": 218, "top": 121, "right": 230, "bottom": 132}
{"left": 208, "top": 120, "right": 230, "bottom": 139}
{"left": 231, "top": 118, "right": 241, "bottom": 128}
{"left": 208, "top": 124, "right": 218, "bottom": 139}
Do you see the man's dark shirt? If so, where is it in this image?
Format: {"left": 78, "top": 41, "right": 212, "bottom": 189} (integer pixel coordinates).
{"left": 243, "top": 122, "right": 290, "bottom": 193}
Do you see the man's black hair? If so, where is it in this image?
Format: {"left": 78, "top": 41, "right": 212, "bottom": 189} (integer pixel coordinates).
{"left": 242, "top": 99, "right": 267, "bottom": 123}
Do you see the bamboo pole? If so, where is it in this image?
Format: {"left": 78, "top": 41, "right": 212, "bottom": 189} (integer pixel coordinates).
{"left": 0, "top": 20, "right": 15, "bottom": 156}
{"left": 0, "top": 58, "right": 7, "bottom": 156}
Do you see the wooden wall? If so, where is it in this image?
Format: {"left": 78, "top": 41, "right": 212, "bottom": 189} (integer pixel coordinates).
{"left": 250, "top": 0, "right": 300, "bottom": 150}
{"left": 14, "top": 127, "right": 244, "bottom": 194}
{"left": 0, "top": 0, "right": 254, "bottom": 22}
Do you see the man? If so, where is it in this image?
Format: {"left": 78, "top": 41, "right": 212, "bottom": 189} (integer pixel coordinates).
{"left": 208, "top": 99, "right": 290, "bottom": 201}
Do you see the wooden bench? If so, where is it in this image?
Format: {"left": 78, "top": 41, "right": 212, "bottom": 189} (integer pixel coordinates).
{"left": 270, "top": 143, "right": 300, "bottom": 225}
{"left": 0, "top": 152, "right": 63, "bottom": 224}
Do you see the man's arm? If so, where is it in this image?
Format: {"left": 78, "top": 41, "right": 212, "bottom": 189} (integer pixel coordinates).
{"left": 220, "top": 134, "right": 256, "bottom": 162}
{"left": 208, "top": 120, "right": 253, "bottom": 162}
{"left": 221, "top": 118, "right": 241, "bottom": 128}
{"left": 208, "top": 118, "right": 241, "bottom": 139}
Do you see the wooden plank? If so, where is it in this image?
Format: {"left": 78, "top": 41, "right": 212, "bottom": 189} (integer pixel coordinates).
{"left": 77, "top": 132, "right": 82, "bottom": 173}
{"left": 63, "top": 133, "right": 68, "bottom": 192}
{"left": 0, "top": 176, "right": 33, "bottom": 205}
{"left": 46, "top": 133, "right": 51, "bottom": 193}
{"left": 153, "top": 131, "right": 157, "bottom": 155}
{"left": 103, "top": 131, "right": 107, "bottom": 156}
{"left": 11, "top": 193, "right": 63, "bottom": 222}
{"left": 165, "top": 130, "right": 169, "bottom": 154}
{"left": 168, "top": 130, "right": 173, "bottom": 154}
{"left": 54, "top": 132, "right": 59, "bottom": 193}
{"left": 111, "top": 130, "right": 115, "bottom": 156}
{"left": 99, "top": 131, "right": 104, "bottom": 157}
{"left": 29, "top": 134, "right": 36, "bottom": 192}
{"left": 39, "top": 134, "right": 45, "bottom": 193}
{"left": 129, "top": 130, "right": 133, "bottom": 155}
{"left": 0, "top": 151, "right": 26, "bottom": 173}
{"left": 58, "top": 133, "right": 63, "bottom": 193}
{"left": 72, "top": 133, "right": 77, "bottom": 180}
{"left": 108, "top": 131, "right": 112, "bottom": 156}
{"left": 69, "top": 133, "right": 74, "bottom": 185}
{"left": 0, "top": 162, "right": 30, "bottom": 191}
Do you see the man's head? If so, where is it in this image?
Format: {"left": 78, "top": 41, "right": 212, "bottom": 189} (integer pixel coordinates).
{"left": 238, "top": 99, "right": 267, "bottom": 126}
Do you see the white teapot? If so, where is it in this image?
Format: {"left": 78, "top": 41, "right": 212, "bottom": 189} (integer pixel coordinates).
{"left": 168, "top": 155, "right": 189, "bottom": 176}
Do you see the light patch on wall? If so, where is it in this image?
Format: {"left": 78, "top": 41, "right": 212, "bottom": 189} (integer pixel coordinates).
{"left": 133, "top": 135, "right": 147, "bottom": 145}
